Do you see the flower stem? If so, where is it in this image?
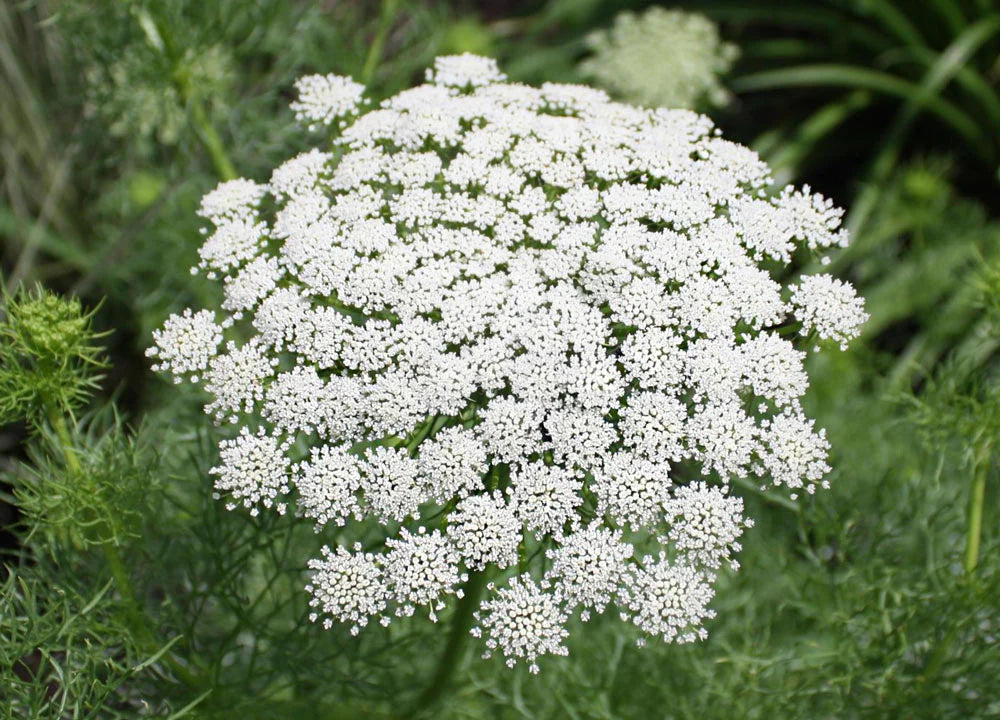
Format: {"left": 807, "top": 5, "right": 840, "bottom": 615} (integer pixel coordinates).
{"left": 964, "top": 451, "right": 987, "bottom": 574}
{"left": 46, "top": 406, "right": 204, "bottom": 687}
{"left": 920, "top": 446, "right": 990, "bottom": 683}
{"left": 730, "top": 475, "right": 800, "bottom": 513}
{"left": 361, "top": 0, "right": 398, "bottom": 85}
{"left": 174, "top": 68, "right": 236, "bottom": 181}
{"left": 47, "top": 406, "right": 80, "bottom": 474}
{"left": 409, "top": 570, "right": 489, "bottom": 716}
{"left": 188, "top": 100, "right": 237, "bottom": 181}
{"left": 139, "top": 8, "right": 236, "bottom": 181}
{"left": 48, "top": 409, "right": 147, "bottom": 629}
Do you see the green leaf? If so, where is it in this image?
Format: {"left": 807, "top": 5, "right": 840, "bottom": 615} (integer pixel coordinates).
{"left": 701, "top": 3, "right": 890, "bottom": 52}
{"left": 732, "top": 64, "right": 985, "bottom": 150}
{"left": 853, "top": 0, "right": 927, "bottom": 48}
{"left": 898, "top": 13, "right": 1000, "bottom": 131}
{"left": 848, "top": 15, "right": 1000, "bottom": 236}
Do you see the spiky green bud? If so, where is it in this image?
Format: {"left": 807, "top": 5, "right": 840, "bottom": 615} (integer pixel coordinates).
{"left": 0, "top": 285, "right": 107, "bottom": 427}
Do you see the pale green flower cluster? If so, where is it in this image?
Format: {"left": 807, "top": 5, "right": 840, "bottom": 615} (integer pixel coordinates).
{"left": 579, "top": 7, "right": 738, "bottom": 110}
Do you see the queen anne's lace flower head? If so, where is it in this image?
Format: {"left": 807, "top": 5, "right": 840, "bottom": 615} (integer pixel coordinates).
{"left": 210, "top": 427, "right": 291, "bottom": 516}
{"left": 383, "top": 526, "right": 465, "bottom": 622}
{"left": 294, "top": 445, "right": 363, "bottom": 529}
{"left": 197, "top": 178, "right": 268, "bottom": 222}
{"left": 448, "top": 492, "right": 521, "bottom": 571}
{"left": 579, "top": 7, "right": 738, "bottom": 110}
{"left": 426, "top": 53, "right": 507, "bottom": 89}
{"left": 150, "top": 55, "right": 866, "bottom": 672}
{"left": 307, "top": 544, "right": 388, "bottom": 634}
{"left": 545, "top": 524, "right": 632, "bottom": 621}
{"left": 661, "top": 482, "right": 753, "bottom": 570}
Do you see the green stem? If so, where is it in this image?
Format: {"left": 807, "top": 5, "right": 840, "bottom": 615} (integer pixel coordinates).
{"left": 409, "top": 570, "right": 489, "bottom": 716}
{"left": 964, "top": 452, "right": 987, "bottom": 574}
{"left": 920, "top": 447, "right": 990, "bottom": 684}
{"left": 47, "top": 406, "right": 204, "bottom": 687}
{"left": 48, "top": 407, "right": 80, "bottom": 472}
{"left": 360, "top": 0, "right": 398, "bottom": 85}
{"left": 920, "top": 623, "right": 959, "bottom": 684}
{"left": 145, "top": 10, "right": 236, "bottom": 181}
{"left": 188, "top": 100, "right": 237, "bottom": 181}
{"left": 406, "top": 414, "right": 447, "bottom": 454}
{"left": 49, "top": 410, "right": 138, "bottom": 604}
{"left": 730, "top": 475, "right": 801, "bottom": 514}
{"left": 101, "top": 542, "right": 149, "bottom": 636}
{"left": 48, "top": 409, "right": 147, "bottom": 631}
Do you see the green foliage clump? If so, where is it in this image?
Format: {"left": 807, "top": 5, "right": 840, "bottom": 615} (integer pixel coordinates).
{"left": 85, "top": 42, "right": 234, "bottom": 150}
{"left": 0, "top": 573, "right": 143, "bottom": 720}
{"left": 717, "top": 0, "right": 1000, "bottom": 229}
{"left": 11, "top": 413, "right": 158, "bottom": 551}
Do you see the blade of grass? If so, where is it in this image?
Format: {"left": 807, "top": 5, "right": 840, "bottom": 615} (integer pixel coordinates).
{"left": 165, "top": 689, "right": 212, "bottom": 720}
{"left": 848, "top": 14, "right": 1000, "bottom": 237}
{"left": 927, "top": 0, "right": 966, "bottom": 35}
{"left": 702, "top": 3, "right": 890, "bottom": 53}
{"left": 904, "top": 46, "right": 1000, "bottom": 128}
{"left": 360, "top": 0, "right": 399, "bottom": 85}
{"left": 0, "top": 205, "right": 89, "bottom": 272}
{"left": 732, "top": 65, "right": 985, "bottom": 150}
{"left": 854, "top": 0, "right": 925, "bottom": 48}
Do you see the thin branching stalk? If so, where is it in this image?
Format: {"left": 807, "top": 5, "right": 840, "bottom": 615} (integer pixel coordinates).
{"left": 138, "top": 7, "right": 237, "bottom": 181}
{"left": 963, "top": 448, "right": 988, "bottom": 574}
{"left": 409, "top": 569, "right": 489, "bottom": 716}
{"left": 920, "top": 443, "right": 990, "bottom": 684}
{"left": 185, "top": 98, "right": 237, "bottom": 182}
{"left": 46, "top": 404, "right": 205, "bottom": 689}
{"left": 47, "top": 406, "right": 147, "bottom": 635}
{"left": 361, "top": 0, "right": 398, "bottom": 85}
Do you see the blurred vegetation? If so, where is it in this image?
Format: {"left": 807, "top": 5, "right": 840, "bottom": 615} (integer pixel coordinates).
{"left": 1, "top": 0, "right": 998, "bottom": 717}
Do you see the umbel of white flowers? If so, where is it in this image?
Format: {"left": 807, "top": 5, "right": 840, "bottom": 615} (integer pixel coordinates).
{"left": 579, "top": 6, "right": 739, "bottom": 110}
{"left": 148, "top": 54, "right": 867, "bottom": 674}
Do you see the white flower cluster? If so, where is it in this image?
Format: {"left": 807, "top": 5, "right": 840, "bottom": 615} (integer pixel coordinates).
{"left": 791, "top": 274, "right": 870, "bottom": 350}
{"left": 146, "top": 308, "right": 222, "bottom": 382}
{"left": 290, "top": 74, "right": 366, "bottom": 131}
{"left": 579, "top": 7, "right": 739, "bottom": 110}
{"left": 150, "top": 55, "right": 866, "bottom": 673}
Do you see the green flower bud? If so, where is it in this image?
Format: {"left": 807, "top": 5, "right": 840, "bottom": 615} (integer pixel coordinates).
{"left": 0, "top": 285, "right": 107, "bottom": 426}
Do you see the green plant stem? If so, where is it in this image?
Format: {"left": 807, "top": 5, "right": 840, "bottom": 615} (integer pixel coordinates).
{"left": 188, "top": 100, "right": 237, "bottom": 181}
{"left": 47, "top": 405, "right": 79, "bottom": 473}
{"left": 142, "top": 9, "right": 236, "bottom": 181}
{"left": 361, "top": 0, "right": 398, "bottom": 85}
{"left": 406, "top": 413, "right": 445, "bottom": 454}
{"left": 46, "top": 406, "right": 204, "bottom": 688}
{"left": 730, "top": 475, "right": 800, "bottom": 513}
{"left": 409, "top": 570, "right": 489, "bottom": 716}
{"left": 48, "top": 408, "right": 148, "bottom": 633}
{"left": 920, "top": 622, "right": 958, "bottom": 685}
{"left": 964, "top": 452, "right": 987, "bottom": 574}
{"left": 920, "top": 447, "right": 990, "bottom": 683}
